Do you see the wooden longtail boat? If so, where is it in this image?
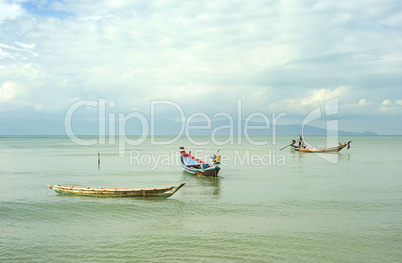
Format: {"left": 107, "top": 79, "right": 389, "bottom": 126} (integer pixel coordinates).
{"left": 179, "top": 147, "right": 220, "bottom": 177}
{"left": 290, "top": 141, "right": 351, "bottom": 153}
{"left": 47, "top": 183, "right": 185, "bottom": 198}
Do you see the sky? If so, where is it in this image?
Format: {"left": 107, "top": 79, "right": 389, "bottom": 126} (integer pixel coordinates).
{"left": 0, "top": 0, "right": 401, "bottom": 135}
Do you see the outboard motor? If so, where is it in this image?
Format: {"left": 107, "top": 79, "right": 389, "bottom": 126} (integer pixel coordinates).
{"left": 212, "top": 154, "right": 221, "bottom": 165}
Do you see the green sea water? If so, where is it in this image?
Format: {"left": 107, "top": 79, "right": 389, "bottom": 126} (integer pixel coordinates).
{"left": 0, "top": 135, "right": 401, "bottom": 262}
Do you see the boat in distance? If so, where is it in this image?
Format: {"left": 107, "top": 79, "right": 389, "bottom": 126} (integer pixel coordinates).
{"left": 47, "top": 183, "right": 185, "bottom": 198}
{"left": 290, "top": 141, "right": 351, "bottom": 153}
{"left": 180, "top": 147, "right": 220, "bottom": 177}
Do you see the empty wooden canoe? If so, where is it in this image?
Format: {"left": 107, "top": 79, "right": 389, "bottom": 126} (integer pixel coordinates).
{"left": 47, "top": 183, "right": 185, "bottom": 198}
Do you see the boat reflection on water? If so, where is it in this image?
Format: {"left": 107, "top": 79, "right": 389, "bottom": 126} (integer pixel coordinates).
{"left": 180, "top": 172, "right": 222, "bottom": 198}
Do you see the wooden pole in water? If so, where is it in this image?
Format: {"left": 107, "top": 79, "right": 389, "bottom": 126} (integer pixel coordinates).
{"left": 98, "top": 153, "right": 100, "bottom": 169}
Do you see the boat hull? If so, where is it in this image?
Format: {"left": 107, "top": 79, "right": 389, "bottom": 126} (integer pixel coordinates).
{"left": 290, "top": 141, "right": 351, "bottom": 153}
{"left": 180, "top": 160, "right": 221, "bottom": 177}
{"left": 179, "top": 147, "right": 221, "bottom": 177}
{"left": 47, "top": 183, "right": 185, "bottom": 198}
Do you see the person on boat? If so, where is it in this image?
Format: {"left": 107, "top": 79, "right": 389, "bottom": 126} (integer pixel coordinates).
{"left": 212, "top": 154, "right": 221, "bottom": 165}
{"left": 297, "top": 134, "right": 303, "bottom": 148}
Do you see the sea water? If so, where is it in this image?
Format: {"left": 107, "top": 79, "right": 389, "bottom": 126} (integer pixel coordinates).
{"left": 0, "top": 135, "right": 401, "bottom": 262}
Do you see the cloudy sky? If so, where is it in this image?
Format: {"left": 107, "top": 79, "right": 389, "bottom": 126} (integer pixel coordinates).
{"left": 0, "top": 0, "right": 401, "bottom": 135}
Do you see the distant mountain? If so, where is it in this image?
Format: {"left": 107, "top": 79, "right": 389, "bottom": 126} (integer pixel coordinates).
{"left": 148, "top": 119, "right": 378, "bottom": 136}
{"left": 274, "top": 124, "right": 378, "bottom": 136}
{"left": 0, "top": 118, "right": 378, "bottom": 136}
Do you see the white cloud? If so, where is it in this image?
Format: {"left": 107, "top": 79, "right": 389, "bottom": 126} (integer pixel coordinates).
{"left": 358, "top": 99, "right": 372, "bottom": 106}
{"left": 0, "top": 47, "right": 14, "bottom": 59}
{"left": 381, "top": 99, "right": 393, "bottom": 106}
{"left": 265, "top": 86, "right": 350, "bottom": 115}
{"left": 0, "top": 1, "right": 23, "bottom": 22}
{"left": 0, "top": 42, "right": 37, "bottom": 59}
{"left": 14, "top": 42, "right": 36, "bottom": 49}
{"left": 0, "top": 81, "right": 20, "bottom": 102}
{"left": 348, "top": 98, "right": 374, "bottom": 107}
{"left": 379, "top": 99, "right": 402, "bottom": 113}
{"left": 300, "top": 86, "right": 349, "bottom": 106}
